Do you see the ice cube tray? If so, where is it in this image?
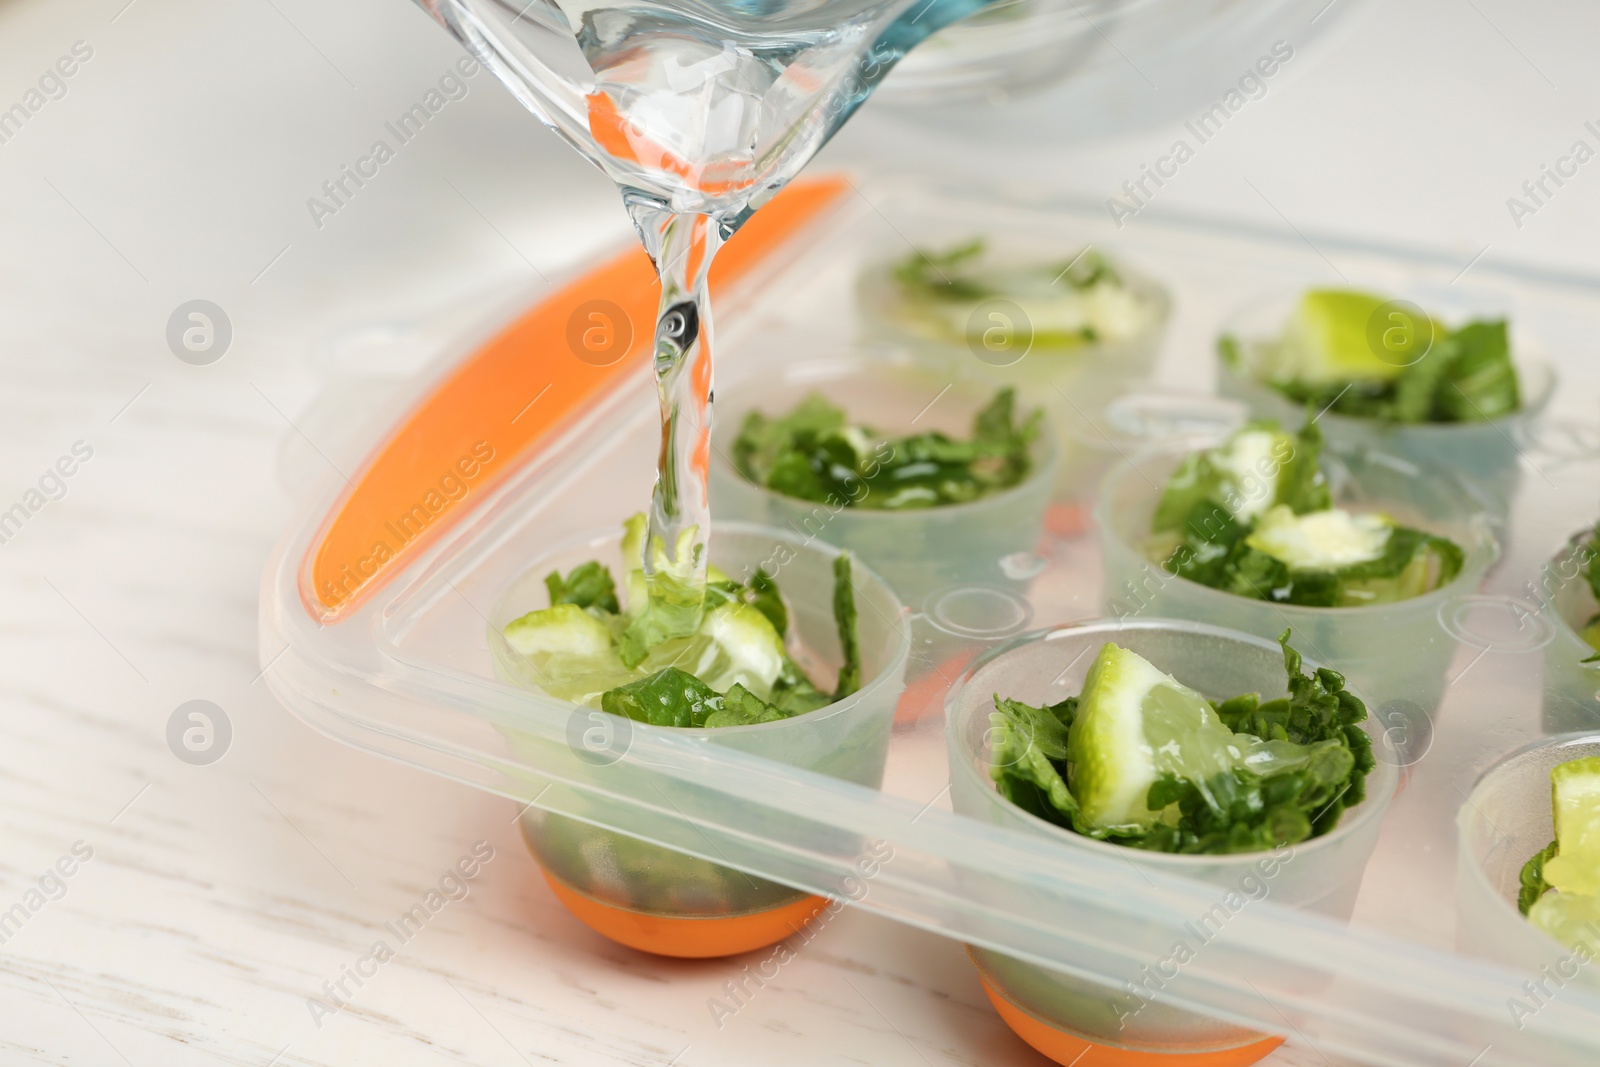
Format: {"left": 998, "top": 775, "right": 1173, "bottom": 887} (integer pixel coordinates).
{"left": 261, "top": 174, "right": 1600, "bottom": 1067}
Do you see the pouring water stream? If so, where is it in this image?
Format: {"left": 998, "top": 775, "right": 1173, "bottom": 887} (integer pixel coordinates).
{"left": 421, "top": 0, "right": 1000, "bottom": 624}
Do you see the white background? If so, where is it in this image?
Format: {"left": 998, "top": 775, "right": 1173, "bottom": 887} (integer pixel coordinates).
{"left": 0, "top": 0, "right": 1594, "bottom": 1064}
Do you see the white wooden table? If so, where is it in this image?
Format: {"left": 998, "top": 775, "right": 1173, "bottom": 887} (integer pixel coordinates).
{"left": 1, "top": 0, "right": 1594, "bottom": 1063}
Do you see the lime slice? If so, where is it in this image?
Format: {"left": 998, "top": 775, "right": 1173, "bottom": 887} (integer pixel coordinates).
{"left": 503, "top": 604, "right": 634, "bottom": 705}
{"left": 1274, "top": 289, "right": 1409, "bottom": 386}
{"left": 1151, "top": 425, "right": 1294, "bottom": 531}
{"left": 1067, "top": 644, "right": 1238, "bottom": 831}
{"left": 1245, "top": 505, "right": 1393, "bottom": 571}
{"left": 1529, "top": 890, "right": 1600, "bottom": 954}
{"left": 1338, "top": 538, "right": 1453, "bottom": 606}
{"left": 505, "top": 603, "right": 615, "bottom": 656}
{"left": 1212, "top": 428, "right": 1291, "bottom": 523}
{"left": 1542, "top": 757, "right": 1600, "bottom": 897}
{"left": 681, "top": 602, "right": 786, "bottom": 699}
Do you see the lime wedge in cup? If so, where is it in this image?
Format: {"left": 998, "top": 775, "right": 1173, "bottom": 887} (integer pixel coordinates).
{"left": 1066, "top": 644, "right": 1240, "bottom": 831}
{"left": 1529, "top": 890, "right": 1600, "bottom": 955}
{"left": 1541, "top": 756, "right": 1600, "bottom": 897}
{"left": 1274, "top": 289, "right": 1434, "bottom": 384}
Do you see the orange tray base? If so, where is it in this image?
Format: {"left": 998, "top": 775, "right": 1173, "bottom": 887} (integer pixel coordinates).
{"left": 1046, "top": 501, "right": 1088, "bottom": 539}
{"left": 978, "top": 974, "right": 1284, "bottom": 1067}
{"left": 541, "top": 868, "right": 826, "bottom": 958}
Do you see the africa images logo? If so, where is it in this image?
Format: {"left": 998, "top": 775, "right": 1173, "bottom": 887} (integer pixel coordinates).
{"left": 1106, "top": 41, "right": 1296, "bottom": 228}
{"left": 318, "top": 441, "right": 496, "bottom": 606}
{"left": 306, "top": 58, "right": 482, "bottom": 230}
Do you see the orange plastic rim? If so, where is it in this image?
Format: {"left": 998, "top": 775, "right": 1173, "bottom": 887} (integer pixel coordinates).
{"left": 977, "top": 973, "right": 1284, "bottom": 1067}
{"left": 301, "top": 177, "right": 847, "bottom": 621}
{"left": 1046, "top": 501, "right": 1087, "bottom": 539}
{"left": 894, "top": 650, "right": 976, "bottom": 725}
{"left": 541, "top": 868, "right": 827, "bottom": 958}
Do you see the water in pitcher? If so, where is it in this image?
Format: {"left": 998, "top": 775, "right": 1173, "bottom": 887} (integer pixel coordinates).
{"left": 420, "top": 0, "right": 998, "bottom": 626}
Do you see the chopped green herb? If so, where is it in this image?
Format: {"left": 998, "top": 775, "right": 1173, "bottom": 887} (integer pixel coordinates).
{"left": 1151, "top": 421, "right": 1328, "bottom": 534}
{"left": 600, "top": 666, "right": 723, "bottom": 728}
{"left": 598, "top": 667, "right": 792, "bottom": 729}
{"left": 769, "top": 660, "right": 834, "bottom": 717}
{"left": 1228, "top": 288, "right": 1521, "bottom": 424}
{"left": 741, "top": 567, "right": 788, "bottom": 638}
{"left": 503, "top": 515, "right": 864, "bottom": 729}
{"left": 892, "top": 238, "right": 1121, "bottom": 302}
{"left": 617, "top": 517, "right": 707, "bottom": 667}
{"left": 832, "top": 554, "right": 861, "bottom": 700}
{"left": 706, "top": 684, "right": 793, "bottom": 728}
{"left": 892, "top": 238, "right": 992, "bottom": 302}
{"left": 989, "top": 632, "right": 1373, "bottom": 855}
{"left": 1519, "top": 758, "right": 1600, "bottom": 953}
{"left": 1520, "top": 839, "right": 1560, "bottom": 916}
{"left": 544, "top": 560, "right": 619, "bottom": 614}
{"left": 884, "top": 239, "right": 1156, "bottom": 351}
{"left": 734, "top": 387, "right": 1042, "bottom": 510}
{"left": 1152, "top": 421, "right": 1464, "bottom": 607}
{"left": 1438, "top": 320, "right": 1519, "bottom": 422}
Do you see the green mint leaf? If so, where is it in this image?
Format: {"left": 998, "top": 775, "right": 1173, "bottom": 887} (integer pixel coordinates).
{"left": 544, "top": 560, "right": 620, "bottom": 614}
{"left": 1152, "top": 421, "right": 1323, "bottom": 535}
{"left": 763, "top": 450, "right": 838, "bottom": 504}
{"left": 732, "top": 388, "right": 1038, "bottom": 511}
{"left": 1276, "top": 419, "right": 1332, "bottom": 515}
{"left": 600, "top": 667, "right": 722, "bottom": 728}
{"left": 733, "top": 395, "right": 847, "bottom": 487}
{"left": 1264, "top": 306, "right": 1519, "bottom": 426}
{"left": 973, "top": 386, "right": 1019, "bottom": 445}
{"left": 994, "top": 696, "right": 1071, "bottom": 760}
{"left": 1441, "top": 320, "right": 1519, "bottom": 422}
{"left": 1520, "top": 838, "right": 1560, "bottom": 916}
{"left": 892, "top": 239, "right": 991, "bottom": 301}
{"left": 1389, "top": 342, "right": 1455, "bottom": 422}
{"left": 1165, "top": 502, "right": 1249, "bottom": 588}
{"left": 770, "top": 660, "right": 834, "bottom": 715}
{"left": 989, "top": 694, "right": 1089, "bottom": 833}
{"left": 703, "top": 683, "right": 793, "bottom": 728}
{"left": 742, "top": 568, "right": 788, "bottom": 638}
{"left": 832, "top": 553, "right": 862, "bottom": 700}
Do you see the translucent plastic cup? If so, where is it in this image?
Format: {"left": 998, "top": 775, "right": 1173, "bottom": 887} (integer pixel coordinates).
{"left": 1539, "top": 531, "right": 1600, "bottom": 733}
{"left": 711, "top": 356, "right": 1058, "bottom": 613}
{"left": 488, "top": 523, "right": 911, "bottom": 956}
{"left": 946, "top": 619, "right": 1399, "bottom": 1064}
{"left": 855, "top": 249, "right": 1173, "bottom": 511}
{"left": 1457, "top": 734, "right": 1600, "bottom": 980}
{"left": 1217, "top": 293, "right": 1556, "bottom": 517}
{"left": 1096, "top": 439, "right": 1499, "bottom": 718}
